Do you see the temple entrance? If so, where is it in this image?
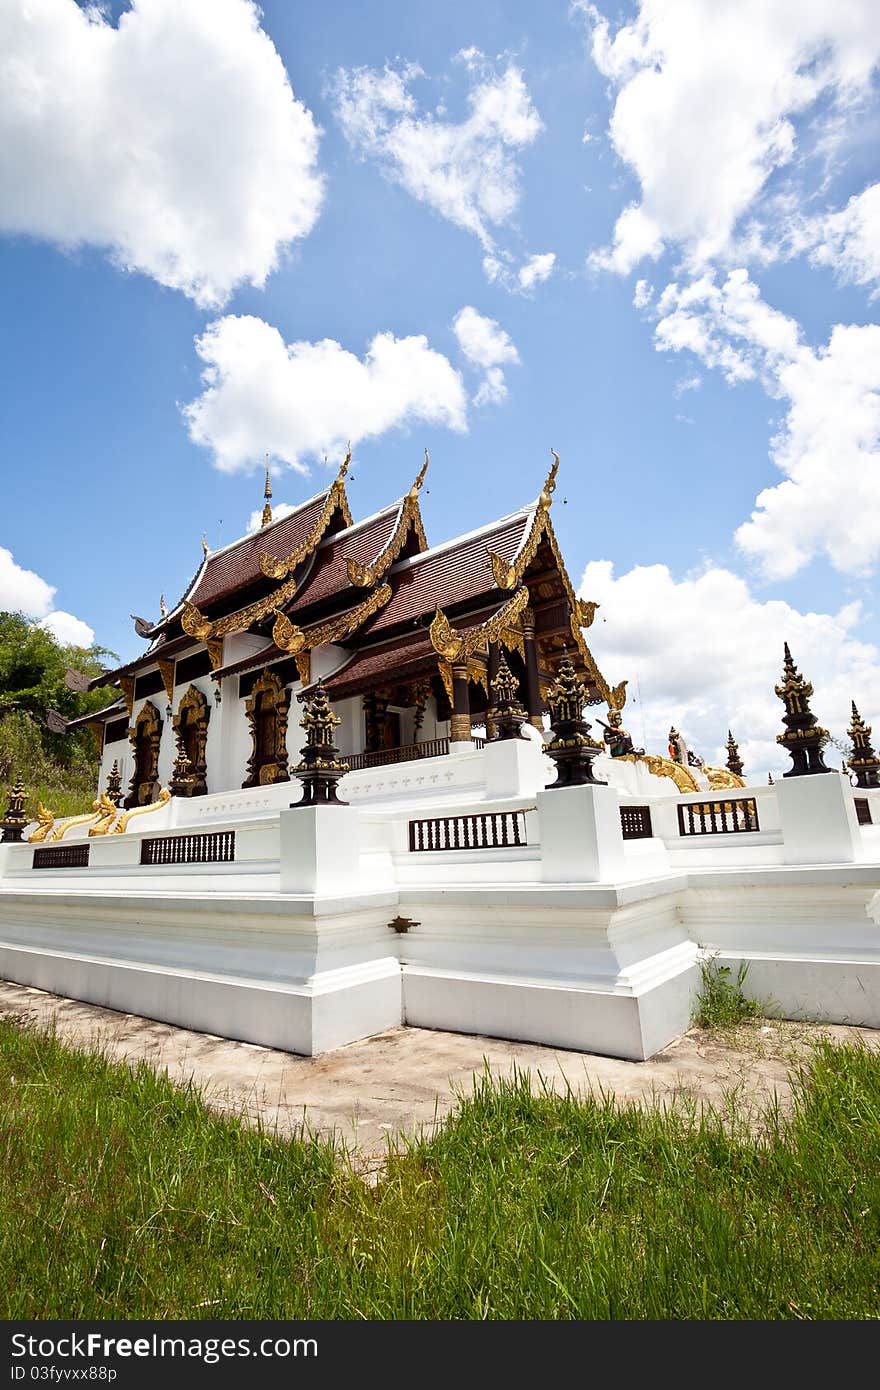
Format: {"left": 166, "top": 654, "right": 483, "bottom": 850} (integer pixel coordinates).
{"left": 171, "top": 685, "right": 210, "bottom": 796}
{"left": 125, "top": 701, "right": 162, "bottom": 808}
{"left": 243, "top": 669, "right": 291, "bottom": 787}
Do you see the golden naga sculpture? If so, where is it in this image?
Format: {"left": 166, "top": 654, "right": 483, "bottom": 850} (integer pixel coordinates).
{"left": 259, "top": 448, "right": 353, "bottom": 581}
{"left": 272, "top": 582, "right": 392, "bottom": 656}
{"left": 111, "top": 787, "right": 171, "bottom": 835}
{"left": 346, "top": 450, "right": 430, "bottom": 587}
{"left": 577, "top": 598, "right": 599, "bottom": 629}
{"left": 49, "top": 797, "right": 106, "bottom": 841}
{"left": 88, "top": 792, "right": 119, "bottom": 837}
{"left": 429, "top": 586, "right": 530, "bottom": 664}
{"left": 704, "top": 765, "right": 746, "bottom": 790}
{"left": 618, "top": 752, "right": 701, "bottom": 795}
{"left": 28, "top": 804, "right": 55, "bottom": 843}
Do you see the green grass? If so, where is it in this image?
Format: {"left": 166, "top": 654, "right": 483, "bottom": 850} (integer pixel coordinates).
{"left": 0, "top": 1018, "right": 878, "bottom": 1319}
{"left": 693, "top": 953, "right": 765, "bottom": 1029}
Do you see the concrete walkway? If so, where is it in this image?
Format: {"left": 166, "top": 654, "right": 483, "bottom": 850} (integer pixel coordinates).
{"left": 0, "top": 980, "right": 876, "bottom": 1164}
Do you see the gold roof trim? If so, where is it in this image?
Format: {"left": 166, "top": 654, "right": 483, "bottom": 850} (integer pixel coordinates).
{"left": 346, "top": 451, "right": 430, "bottom": 587}
{"left": 258, "top": 451, "right": 354, "bottom": 581}
{"left": 181, "top": 569, "right": 300, "bottom": 647}
{"left": 272, "top": 582, "right": 393, "bottom": 657}
{"left": 429, "top": 586, "right": 530, "bottom": 664}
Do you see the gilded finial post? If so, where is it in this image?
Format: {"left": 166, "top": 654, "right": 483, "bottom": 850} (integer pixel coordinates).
{"left": 847, "top": 700, "right": 880, "bottom": 788}
{"left": 775, "top": 643, "right": 830, "bottom": 777}
{"left": 261, "top": 464, "right": 273, "bottom": 528}
{"left": 725, "top": 730, "right": 745, "bottom": 779}
{"left": 1, "top": 776, "right": 28, "bottom": 842}
{"left": 291, "top": 683, "right": 349, "bottom": 806}
{"left": 487, "top": 653, "right": 526, "bottom": 741}
{"left": 544, "top": 655, "right": 605, "bottom": 787}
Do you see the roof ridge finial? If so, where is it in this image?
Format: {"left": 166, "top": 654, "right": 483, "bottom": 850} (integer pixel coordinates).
{"left": 337, "top": 442, "right": 352, "bottom": 483}
{"left": 409, "top": 448, "right": 429, "bottom": 500}
{"left": 261, "top": 459, "right": 273, "bottom": 528}
{"left": 201, "top": 532, "right": 208, "bottom": 557}
{"left": 539, "top": 449, "right": 559, "bottom": 511}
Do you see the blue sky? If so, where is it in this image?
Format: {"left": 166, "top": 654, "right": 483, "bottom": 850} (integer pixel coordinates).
{"left": 1, "top": 0, "right": 878, "bottom": 775}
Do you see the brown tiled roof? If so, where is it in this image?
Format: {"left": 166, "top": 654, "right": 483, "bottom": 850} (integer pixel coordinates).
{"left": 288, "top": 503, "right": 402, "bottom": 615}
{"left": 66, "top": 699, "right": 127, "bottom": 728}
{"left": 323, "top": 632, "right": 438, "bottom": 701}
{"left": 360, "top": 510, "right": 531, "bottom": 636}
{"left": 185, "top": 490, "right": 336, "bottom": 612}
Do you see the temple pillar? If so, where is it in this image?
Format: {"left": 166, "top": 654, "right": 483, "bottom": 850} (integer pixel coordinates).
{"left": 450, "top": 661, "right": 472, "bottom": 743}
{"left": 522, "top": 607, "right": 543, "bottom": 730}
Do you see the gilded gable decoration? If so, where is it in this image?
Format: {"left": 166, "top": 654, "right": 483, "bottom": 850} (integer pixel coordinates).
{"left": 272, "top": 583, "right": 393, "bottom": 656}
{"left": 346, "top": 451, "right": 429, "bottom": 587}
{"left": 429, "top": 586, "right": 530, "bottom": 664}
{"left": 125, "top": 700, "right": 163, "bottom": 808}
{"left": 258, "top": 450, "right": 354, "bottom": 581}
{"left": 171, "top": 684, "right": 210, "bottom": 797}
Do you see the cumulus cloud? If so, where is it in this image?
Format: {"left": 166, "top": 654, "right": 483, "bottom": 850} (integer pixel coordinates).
{"left": 184, "top": 314, "right": 468, "bottom": 474}
{"left": 583, "top": 0, "right": 880, "bottom": 274}
{"left": 0, "top": 0, "right": 323, "bottom": 307}
{"left": 518, "top": 252, "right": 556, "bottom": 291}
{"left": 0, "top": 546, "right": 94, "bottom": 645}
{"left": 579, "top": 558, "right": 879, "bottom": 781}
{"left": 652, "top": 269, "right": 880, "bottom": 578}
{"left": 331, "top": 53, "right": 542, "bottom": 256}
{"left": 797, "top": 182, "right": 880, "bottom": 296}
{"left": 452, "top": 305, "right": 520, "bottom": 405}
{"left": 246, "top": 501, "right": 299, "bottom": 535}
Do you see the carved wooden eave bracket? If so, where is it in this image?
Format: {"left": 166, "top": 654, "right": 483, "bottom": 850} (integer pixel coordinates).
{"left": 429, "top": 586, "right": 531, "bottom": 665}
{"left": 272, "top": 582, "right": 394, "bottom": 663}
{"left": 345, "top": 451, "right": 430, "bottom": 587}
{"left": 258, "top": 451, "right": 354, "bottom": 581}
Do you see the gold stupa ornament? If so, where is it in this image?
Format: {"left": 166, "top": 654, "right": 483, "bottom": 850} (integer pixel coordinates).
{"left": 725, "top": 730, "right": 744, "bottom": 779}
{"left": 261, "top": 467, "right": 273, "bottom": 528}
{"left": 847, "top": 701, "right": 880, "bottom": 789}
{"left": 292, "top": 683, "right": 349, "bottom": 806}
{"left": 775, "top": 643, "right": 830, "bottom": 777}
{"left": 1, "top": 777, "right": 28, "bottom": 843}
{"left": 545, "top": 654, "right": 605, "bottom": 788}
{"left": 487, "top": 653, "right": 526, "bottom": 742}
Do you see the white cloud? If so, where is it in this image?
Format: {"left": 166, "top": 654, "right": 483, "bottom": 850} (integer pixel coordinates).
{"left": 579, "top": 557, "right": 880, "bottom": 781}
{"left": 39, "top": 611, "right": 95, "bottom": 647}
{"left": 583, "top": 0, "right": 880, "bottom": 273}
{"left": 799, "top": 182, "right": 880, "bottom": 295}
{"left": 632, "top": 278, "right": 653, "bottom": 309}
{"left": 0, "top": 546, "right": 94, "bottom": 645}
{"left": 452, "top": 305, "right": 520, "bottom": 405}
{"left": 331, "top": 54, "right": 542, "bottom": 255}
{"left": 0, "top": 0, "right": 323, "bottom": 308}
{"left": 246, "top": 501, "right": 298, "bottom": 535}
{"left": 185, "top": 314, "right": 468, "bottom": 474}
{"left": 652, "top": 269, "right": 880, "bottom": 578}
{"left": 673, "top": 372, "right": 701, "bottom": 397}
{"left": 518, "top": 252, "right": 556, "bottom": 291}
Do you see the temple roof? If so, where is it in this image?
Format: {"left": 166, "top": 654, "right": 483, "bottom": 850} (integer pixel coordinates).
{"left": 359, "top": 508, "right": 532, "bottom": 636}
{"left": 288, "top": 500, "right": 406, "bottom": 615}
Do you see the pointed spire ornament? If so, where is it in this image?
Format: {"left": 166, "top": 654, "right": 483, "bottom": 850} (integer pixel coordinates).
{"left": 725, "top": 730, "right": 744, "bottom": 779}
{"left": 544, "top": 654, "right": 605, "bottom": 787}
{"left": 775, "top": 643, "right": 831, "bottom": 777}
{"left": 768, "top": 773, "right": 774, "bottom": 785}
{"left": 106, "top": 760, "right": 123, "bottom": 808}
{"left": 169, "top": 748, "right": 195, "bottom": 797}
{"left": 159, "top": 594, "right": 168, "bottom": 618}
{"left": 292, "top": 683, "right": 349, "bottom": 806}
{"left": 1, "top": 777, "right": 28, "bottom": 842}
{"left": 261, "top": 465, "right": 273, "bottom": 527}
{"left": 201, "top": 532, "right": 209, "bottom": 557}
{"left": 847, "top": 700, "right": 880, "bottom": 788}
{"left": 487, "top": 653, "right": 526, "bottom": 741}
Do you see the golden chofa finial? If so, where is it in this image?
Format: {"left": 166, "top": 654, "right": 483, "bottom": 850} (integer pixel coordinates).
{"left": 261, "top": 465, "right": 273, "bottom": 528}
{"left": 337, "top": 442, "right": 352, "bottom": 481}
{"left": 409, "top": 448, "right": 429, "bottom": 500}
{"left": 539, "top": 449, "right": 560, "bottom": 511}
{"left": 201, "top": 532, "right": 209, "bottom": 556}
{"left": 159, "top": 593, "right": 168, "bottom": 618}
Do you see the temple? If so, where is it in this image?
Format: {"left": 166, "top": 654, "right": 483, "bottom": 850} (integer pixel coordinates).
{"left": 0, "top": 452, "right": 878, "bottom": 1063}
{"left": 73, "top": 451, "right": 620, "bottom": 805}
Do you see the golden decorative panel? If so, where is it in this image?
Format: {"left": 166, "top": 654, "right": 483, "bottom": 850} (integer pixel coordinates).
{"left": 272, "top": 583, "right": 393, "bottom": 657}
{"left": 429, "top": 586, "right": 530, "bottom": 663}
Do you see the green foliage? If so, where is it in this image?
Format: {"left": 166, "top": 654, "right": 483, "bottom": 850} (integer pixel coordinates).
{"left": 0, "top": 610, "right": 117, "bottom": 817}
{"left": 0, "top": 1021, "right": 878, "bottom": 1319}
{"left": 693, "top": 953, "right": 764, "bottom": 1029}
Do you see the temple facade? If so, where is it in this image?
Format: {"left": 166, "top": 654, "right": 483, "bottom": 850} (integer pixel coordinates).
{"left": 72, "top": 452, "right": 625, "bottom": 807}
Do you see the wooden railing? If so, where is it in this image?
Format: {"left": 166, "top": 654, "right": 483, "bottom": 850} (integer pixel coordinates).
{"left": 32, "top": 844, "right": 90, "bottom": 869}
{"left": 620, "top": 805, "right": 653, "bottom": 840}
{"left": 409, "top": 809, "right": 531, "bottom": 852}
{"left": 855, "top": 797, "right": 873, "bottom": 826}
{"left": 342, "top": 736, "right": 485, "bottom": 773}
{"left": 141, "top": 831, "right": 236, "bottom": 866}
{"left": 677, "top": 797, "right": 760, "bottom": 836}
